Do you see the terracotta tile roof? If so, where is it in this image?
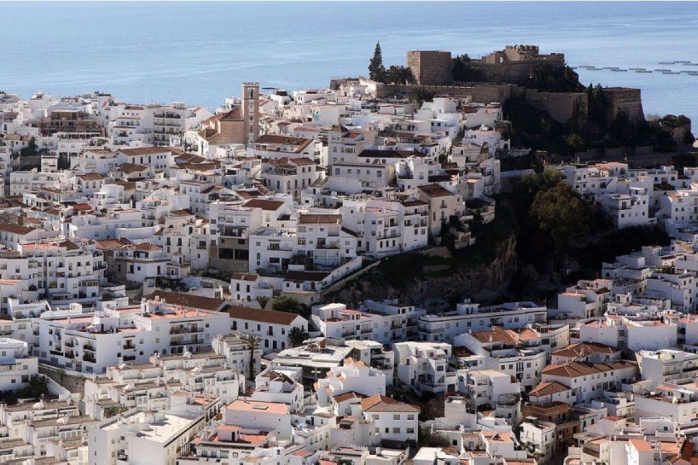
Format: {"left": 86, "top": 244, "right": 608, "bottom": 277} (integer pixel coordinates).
{"left": 529, "top": 381, "right": 570, "bottom": 397}
{"left": 231, "top": 273, "right": 259, "bottom": 282}
{"left": 471, "top": 327, "right": 539, "bottom": 345}
{"left": 333, "top": 391, "right": 366, "bottom": 403}
{"left": 235, "top": 190, "right": 263, "bottom": 200}
{"left": 174, "top": 154, "right": 207, "bottom": 165}
{"left": 542, "top": 360, "right": 636, "bottom": 378}
{"left": 0, "top": 223, "right": 35, "bottom": 235}
{"left": 244, "top": 199, "right": 285, "bottom": 211}
{"left": 77, "top": 173, "right": 104, "bottom": 181}
{"left": 219, "top": 108, "right": 243, "bottom": 121}
{"left": 552, "top": 342, "right": 618, "bottom": 359}
{"left": 418, "top": 183, "right": 454, "bottom": 198}
{"left": 268, "top": 156, "right": 316, "bottom": 167}
{"left": 59, "top": 240, "right": 80, "bottom": 251}
{"left": 95, "top": 238, "right": 132, "bottom": 250}
{"left": 361, "top": 395, "right": 419, "bottom": 413}
{"left": 358, "top": 149, "right": 413, "bottom": 159}
{"left": 401, "top": 200, "right": 429, "bottom": 208}
{"left": 298, "top": 214, "right": 341, "bottom": 225}
{"left": 119, "top": 146, "right": 179, "bottom": 157}
{"left": 630, "top": 439, "right": 652, "bottom": 452}
{"left": 224, "top": 305, "right": 301, "bottom": 326}
{"left": 134, "top": 242, "right": 161, "bottom": 252}
{"left": 118, "top": 163, "right": 148, "bottom": 174}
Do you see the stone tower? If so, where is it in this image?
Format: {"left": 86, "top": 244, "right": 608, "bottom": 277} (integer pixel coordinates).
{"left": 241, "top": 82, "right": 260, "bottom": 144}
{"left": 406, "top": 51, "right": 453, "bottom": 85}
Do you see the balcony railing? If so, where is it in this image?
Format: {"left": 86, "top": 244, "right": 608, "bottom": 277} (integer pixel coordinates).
{"left": 170, "top": 326, "right": 203, "bottom": 335}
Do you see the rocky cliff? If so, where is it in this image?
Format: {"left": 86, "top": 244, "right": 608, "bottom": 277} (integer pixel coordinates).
{"left": 324, "top": 233, "right": 518, "bottom": 311}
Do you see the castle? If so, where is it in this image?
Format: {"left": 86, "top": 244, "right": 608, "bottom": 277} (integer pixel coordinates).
{"left": 470, "top": 45, "right": 566, "bottom": 83}
{"left": 406, "top": 45, "right": 566, "bottom": 86}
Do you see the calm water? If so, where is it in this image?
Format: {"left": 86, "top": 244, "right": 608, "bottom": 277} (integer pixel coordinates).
{"left": 2, "top": 2, "right": 698, "bottom": 120}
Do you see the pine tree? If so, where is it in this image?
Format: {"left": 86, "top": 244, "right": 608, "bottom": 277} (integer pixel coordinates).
{"left": 368, "top": 41, "right": 386, "bottom": 83}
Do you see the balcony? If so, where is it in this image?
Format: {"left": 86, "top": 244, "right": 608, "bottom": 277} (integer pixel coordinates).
{"left": 170, "top": 326, "right": 203, "bottom": 335}
{"left": 267, "top": 245, "right": 293, "bottom": 252}
{"left": 316, "top": 243, "right": 340, "bottom": 250}
{"left": 170, "top": 337, "right": 202, "bottom": 347}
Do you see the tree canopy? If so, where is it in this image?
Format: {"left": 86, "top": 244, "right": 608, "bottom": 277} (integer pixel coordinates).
{"left": 408, "top": 88, "right": 436, "bottom": 107}
{"left": 530, "top": 181, "right": 593, "bottom": 252}
{"left": 289, "top": 327, "right": 309, "bottom": 347}
{"left": 385, "top": 65, "right": 414, "bottom": 85}
{"left": 525, "top": 64, "right": 584, "bottom": 92}
{"left": 521, "top": 170, "right": 563, "bottom": 198}
{"left": 451, "top": 54, "right": 486, "bottom": 82}
{"left": 271, "top": 296, "right": 305, "bottom": 315}
{"left": 0, "top": 375, "right": 49, "bottom": 405}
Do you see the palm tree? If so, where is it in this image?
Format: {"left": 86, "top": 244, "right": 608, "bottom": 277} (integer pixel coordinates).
{"left": 240, "top": 334, "right": 260, "bottom": 379}
{"left": 288, "top": 327, "right": 309, "bottom": 348}
{"left": 386, "top": 65, "right": 414, "bottom": 85}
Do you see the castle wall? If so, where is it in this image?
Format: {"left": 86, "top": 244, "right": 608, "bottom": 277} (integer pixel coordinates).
{"left": 523, "top": 90, "right": 588, "bottom": 126}
{"left": 604, "top": 87, "right": 644, "bottom": 122}
{"left": 376, "top": 83, "right": 517, "bottom": 104}
{"left": 466, "top": 45, "right": 566, "bottom": 83}
{"left": 376, "top": 83, "right": 586, "bottom": 126}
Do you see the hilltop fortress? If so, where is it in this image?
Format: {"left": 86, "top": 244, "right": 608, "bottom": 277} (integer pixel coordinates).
{"left": 380, "top": 46, "right": 645, "bottom": 128}
{"left": 408, "top": 45, "right": 566, "bottom": 86}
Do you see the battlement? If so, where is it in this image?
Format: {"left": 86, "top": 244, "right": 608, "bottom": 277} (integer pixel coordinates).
{"left": 505, "top": 45, "right": 540, "bottom": 53}
{"left": 479, "top": 45, "right": 566, "bottom": 66}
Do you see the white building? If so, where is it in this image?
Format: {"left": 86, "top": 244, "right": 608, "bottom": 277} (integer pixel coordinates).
{"left": 418, "top": 300, "right": 547, "bottom": 343}
{"left": 361, "top": 394, "right": 420, "bottom": 443}
{"left": 316, "top": 358, "right": 387, "bottom": 407}
{"left": 0, "top": 338, "right": 39, "bottom": 391}
{"left": 226, "top": 305, "right": 308, "bottom": 354}
{"left": 394, "top": 342, "right": 457, "bottom": 395}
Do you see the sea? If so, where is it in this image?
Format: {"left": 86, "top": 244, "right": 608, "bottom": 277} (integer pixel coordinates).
{"left": 2, "top": 2, "right": 698, "bottom": 121}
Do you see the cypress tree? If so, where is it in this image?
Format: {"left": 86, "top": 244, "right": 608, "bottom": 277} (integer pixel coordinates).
{"left": 368, "top": 41, "right": 386, "bottom": 82}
